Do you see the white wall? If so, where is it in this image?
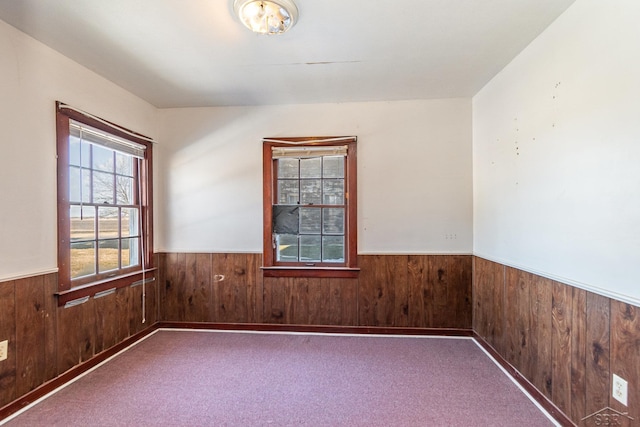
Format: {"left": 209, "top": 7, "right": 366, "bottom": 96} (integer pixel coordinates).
{"left": 156, "top": 99, "right": 472, "bottom": 254}
{"left": 473, "top": 0, "right": 640, "bottom": 305}
{"left": 0, "top": 19, "right": 157, "bottom": 281}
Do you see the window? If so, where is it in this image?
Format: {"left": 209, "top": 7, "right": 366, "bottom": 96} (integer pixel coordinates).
{"left": 262, "top": 137, "right": 358, "bottom": 277}
{"left": 56, "top": 102, "right": 153, "bottom": 301}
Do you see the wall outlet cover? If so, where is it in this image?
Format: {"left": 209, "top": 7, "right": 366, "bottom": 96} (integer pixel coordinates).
{"left": 0, "top": 340, "right": 7, "bottom": 361}
{"left": 612, "top": 373, "right": 628, "bottom": 406}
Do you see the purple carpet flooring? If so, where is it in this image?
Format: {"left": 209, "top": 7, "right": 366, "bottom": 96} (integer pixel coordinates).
{"left": 3, "top": 330, "right": 557, "bottom": 426}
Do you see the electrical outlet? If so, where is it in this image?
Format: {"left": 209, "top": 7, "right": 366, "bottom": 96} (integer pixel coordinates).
{"left": 612, "top": 373, "right": 628, "bottom": 406}
{"left": 0, "top": 340, "right": 7, "bottom": 361}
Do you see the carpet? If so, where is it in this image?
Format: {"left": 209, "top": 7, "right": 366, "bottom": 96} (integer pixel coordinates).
{"left": 2, "top": 330, "right": 557, "bottom": 426}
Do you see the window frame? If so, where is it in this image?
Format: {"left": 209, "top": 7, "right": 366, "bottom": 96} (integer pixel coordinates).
{"left": 262, "top": 137, "right": 358, "bottom": 278}
{"left": 56, "top": 102, "right": 154, "bottom": 303}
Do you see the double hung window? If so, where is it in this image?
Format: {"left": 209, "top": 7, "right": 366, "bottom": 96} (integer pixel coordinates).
{"left": 56, "top": 103, "right": 153, "bottom": 299}
{"left": 263, "top": 137, "right": 357, "bottom": 277}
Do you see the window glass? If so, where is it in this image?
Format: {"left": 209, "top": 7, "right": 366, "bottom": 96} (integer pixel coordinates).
{"left": 300, "top": 179, "right": 321, "bottom": 205}
{"left": 323, "top": 156, "right": 344, "bottom": 178}
{"left": 266, "top": 140, "right": 355, "bottom": 271}
{"left": 58, "top": 112, "right": 151, "bottom": 291}
{"left": 300, "top": 157, "right": 321, "bottom": 178}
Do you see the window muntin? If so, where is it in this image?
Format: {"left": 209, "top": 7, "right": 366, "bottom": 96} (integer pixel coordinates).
{"left": 57, "top": 103, "right": 153, "bottom": 294}
{"left": 263, "top": 138, "right": 357, "bottom": 274}
{"left": 275, "top": 154, "right": 346, "bottom": 264}
{"left": 68, "top": 121, "right": 142, "bottom": 280}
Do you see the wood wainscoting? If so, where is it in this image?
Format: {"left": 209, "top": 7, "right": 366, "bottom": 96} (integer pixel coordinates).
{"left": 157, "top": 253, "right": 472, "bottom": 329}
{"left": 0, "top": 270, "right": 158, "bottom": 413}
{"left": 473, "top": 257, "right": 640, "bottom": 427}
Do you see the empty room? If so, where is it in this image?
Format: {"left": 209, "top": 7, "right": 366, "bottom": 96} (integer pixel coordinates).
{"left": 0, "top": 0, "right": 638, "bottom": 425}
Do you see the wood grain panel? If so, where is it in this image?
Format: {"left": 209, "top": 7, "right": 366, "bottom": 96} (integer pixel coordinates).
{"left": 114, "top": 286, "right": 131, "bottom": 342}
{"left": 530, "top": 274, "right": 553, "bottom": 400}
{"left": 308, "top": 278, "right": 330, "bottom": 325}
{"left": 393, "top": 257, "right": 409, "bottom": 327}
{"left": 128, "top": 283, "right": 144, "bottom": 335}
{"left": 188, "top": 253, "right": 210, "bottom": 322}
{"left": 551, "top": 281, "right": 572, "bottom": 415}
{"left": 284, "top": 277, "right": 308, "bottom": 324}
{"left": 79, "top": 297, "right": 96, "bottom": 363}
{"left": 473, "top": 258, "right": 505, "bottom": 354}
{"left": 570, "top": 287, "right": 586, "bottom": 425}
{"left": 143, "top": 276, "right": 158, "bottom": 326}
{"left": 358, "top": 255, "right": 404, "bottom": 327}
{"left": 0, "top": 280, "right": 16, "bottom": 407}
{"left": 212, "top": 253, "right": 255, "bottom": 323}
{"left": 505, "top": 267, "right": 531, "bottom": 377}
{"left": 43, "top": 273, "right": 58, "bottom": 382}
{"left": 93, "top": 289, "right": 116, "bottom": 354}
{"left": 15, "top": 276, "right": 46, "bottom": 397}
{"left": 453, "top": 256, "right": 473, "bottom": 329}
{"left": 181, "top": 253, "right": 198, "bottom": 321}
{"left": 166, "top": 252, "right": 187, "bottom": 321}
{"left": 247, "top": 253, "right": 263, "bottom": 323}
{"left": 584, "top": 292, "right": 610, "bottom": 418}
{"left": 56, "top": 302, "right": 83, "bottom": 374}
{"left": 156, "top": 252, "right": 166, "bottom": 321}
{"left": 407, "top": 255, "right": 429, "bottom": 327}
{"left": 610, "top": 301, "right": 640, "bottom": 425}
{"left": 263, "top": 277, "right": 285, "bottom": 323}
{"left": 338, "top": 278, "right": 358, "bottom": 326}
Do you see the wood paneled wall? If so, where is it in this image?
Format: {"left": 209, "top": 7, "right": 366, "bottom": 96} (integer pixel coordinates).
{"left": 158, "top": 253, "right": 472, "bottom": 329}
{"left": 0, "top": 271, "right": 157, "bottom": 409}
{"left": 473, "top": 257, "right": 640, "bottom": 426}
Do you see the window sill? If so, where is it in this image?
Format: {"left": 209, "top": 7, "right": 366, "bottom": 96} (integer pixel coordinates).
{"left": 261, "top": 266, "right": 360, "bottom": 278}
{"left": 56, "top": 268, "right": 157, "bottom": 306}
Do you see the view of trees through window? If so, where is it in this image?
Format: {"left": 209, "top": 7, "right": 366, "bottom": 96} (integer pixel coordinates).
{"left": 68, "top": 122, "right": 141, "bottom": 279}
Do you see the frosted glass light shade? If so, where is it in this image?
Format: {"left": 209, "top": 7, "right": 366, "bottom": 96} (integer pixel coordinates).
{"left": 233, "top": 0, "right": 298, "bottom": 34}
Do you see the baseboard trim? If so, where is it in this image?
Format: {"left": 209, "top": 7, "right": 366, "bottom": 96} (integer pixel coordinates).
{"left": 472, "top": 332, "right": 575, "bottom": 427}
{"left": 156, "top": 321, "right": 474, "bottom": 337}
{"left": 0, "top": 324, "right": 159, "bottom": 422}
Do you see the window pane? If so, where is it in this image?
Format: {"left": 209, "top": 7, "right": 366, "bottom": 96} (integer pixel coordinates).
{"left": 300, "top": 157, "right": 321, "bottom": 178}
{"left": 116, "top": 152, "right": 133, "bottom": 176}
{"left": 276, "top": 234, "right": 298, "bottom": 262}
{"left": 278, "top": 180, "right": 299, "bottom": 204}
{"left": 70, "top": 241, "right": 95, "bottom": 278}
{"left": 277, "top": 158, "right": 298, "bottom": 178}
{"left": 70, "top": 206, "right": 95, "bottom": 242}
{"left": 69, "top": 166, "right": 81, "bottom": 203}
{"left": 323, "top": 156, "right": 344, "bottom": 178}
{"left": 81, "top": 141, "right": 91, "bottom": 168}
{"left": 121, "top": 237, "right": 140, "bottom": 268}
{"left": 81, "top": 169, "right": 91, "bottom": 203}
{"left": 98, "top": 207, "right": 119, "bottom": 239}
{"left": 69, "top": 136, "right": 81, "bottom": 166}
{"left": 93, "top": 144, "right": 114, "bottom": 172}
{"left": 98, "top": 240, "right": 119, "bottom": 272}
{"left": 93, "top": 171, "right": 115, "bottom": 204}
{"left": 299, "top": 207, "right": 321, "bottom": 234}
{"left": 121, "top": 208, "right": 139, "bottom": 237}
{"left": 322, "top": 236, "right": 344, "bottom": 262}
{"left": 323, "top": 208, "right": 344, "bottom": 234}
{"left": 323, "top": 179, "right": 344, "bottom": 205}
{"left": 300, "top": 235, "right": 321, "bottom": 262}
{"left": 116, "top": 175, "right": 134, "bottom": 205}
{"left": 300, "top": 179, "right": 321, "bottom": 205}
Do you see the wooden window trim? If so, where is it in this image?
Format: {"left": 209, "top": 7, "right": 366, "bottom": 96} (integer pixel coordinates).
{"left": 56, "top": 102, "right": 154, "bottom": 302}
{"left": 262, "top": 137, "right": 358, "bottom": 277}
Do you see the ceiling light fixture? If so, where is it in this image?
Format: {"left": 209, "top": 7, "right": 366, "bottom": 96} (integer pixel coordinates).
{"left": 233, "top": 0, "right": 298, "bottom": 35}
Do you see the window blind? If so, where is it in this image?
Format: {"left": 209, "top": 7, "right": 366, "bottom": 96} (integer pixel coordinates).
{"left": 70, "top": 120, "right": 146, "bottom": 159}
{"left": 271, "top": 145, "right": 348, "bottom": 159}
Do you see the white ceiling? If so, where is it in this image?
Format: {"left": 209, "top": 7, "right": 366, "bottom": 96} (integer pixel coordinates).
{"left": 0, "top": 0, "right": 576, "bottom": 108}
